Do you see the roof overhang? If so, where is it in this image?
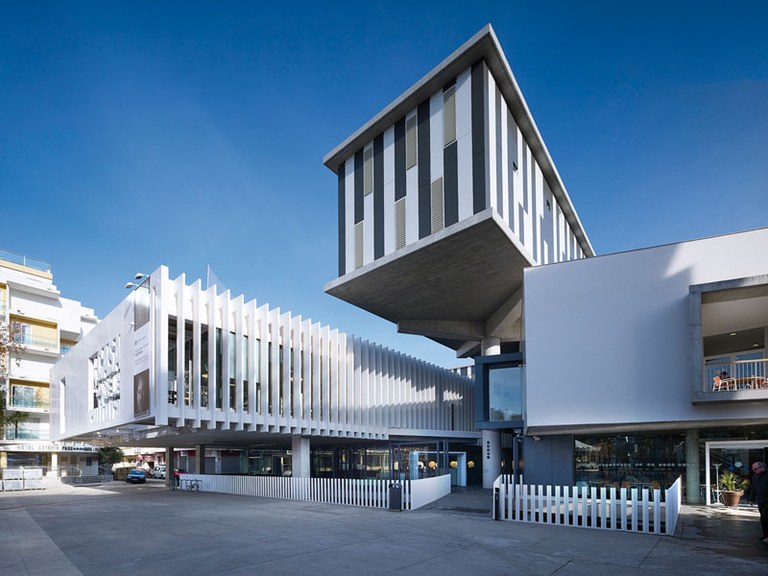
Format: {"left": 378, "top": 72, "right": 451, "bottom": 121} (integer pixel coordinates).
{"left": 324, "top": 210, "right": 532, "bottom": 350}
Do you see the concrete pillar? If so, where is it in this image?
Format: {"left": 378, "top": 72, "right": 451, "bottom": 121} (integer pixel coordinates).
{"left": 685, "top": 429, "right": 700, "bottom": 504}
{"left": 481, "top": 337, "right": 501, "bottom": 489}
{"left": 166, "top": 447, "right": 176, "bottom": 488}
{"left": 50, "top": 452, "right": 59, "bottom": 477}
{"left": 195, "top": 444, "right": 206, "bottom": 475}
{"left": 481, "top": 337, "right": 501, "bottom": 356}
{"left": 0, "top": 451, "right": 7, "bottom": 469}
{"left": 291, "top": 436, "right": 311, "bottom": 478}
{"left": 482, "top": 429, "right": 501, "bottom": 489}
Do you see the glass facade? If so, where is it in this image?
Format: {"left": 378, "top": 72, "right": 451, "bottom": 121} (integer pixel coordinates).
{"left": 574, "top": 433, "right": 686, "bottom": 489}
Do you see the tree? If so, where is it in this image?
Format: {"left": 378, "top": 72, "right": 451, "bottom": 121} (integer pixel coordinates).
{"left": 0, "top": 316, "right": 27, "bottom": 440}
{"left": 98, "top": 446, "right": 124, "bottom": 474}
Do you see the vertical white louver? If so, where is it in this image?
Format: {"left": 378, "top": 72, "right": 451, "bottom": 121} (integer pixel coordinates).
{"left": 431, "top": 177, "right": 444, "bottom": 234}
{"left": 443, "top": 85, "right": 456, "bottom": 146}
{"left": 405, "top": 115, "right": 417, "bottom": 170}
{"left": 354, "top": 222, "right": 363, "bottom": 269}
{"left": 363, "top": 145, "right": 374, "bottom": 196}
{"left": 395, "top": 198, "right": 406, "bottom": 249}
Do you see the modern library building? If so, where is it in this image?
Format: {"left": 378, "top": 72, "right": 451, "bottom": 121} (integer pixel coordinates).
{"left": 49, "top": 25, "right": 768, "bottom": 502}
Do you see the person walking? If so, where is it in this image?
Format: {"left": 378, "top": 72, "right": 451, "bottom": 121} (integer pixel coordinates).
{"left": 750, "top": 461, "right": 768, "bottom": 544}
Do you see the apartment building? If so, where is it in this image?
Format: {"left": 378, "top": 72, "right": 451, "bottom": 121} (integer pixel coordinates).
{"left": 0, "top": 248, "right": 98, "bottom": 475}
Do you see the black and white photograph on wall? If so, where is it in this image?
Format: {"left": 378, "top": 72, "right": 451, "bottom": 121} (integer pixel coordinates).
{"left": 133, "top": 278, "right": 150, "bottom": 329}
{"left": 134, "top": 369, "right": 150, "bottom": 417}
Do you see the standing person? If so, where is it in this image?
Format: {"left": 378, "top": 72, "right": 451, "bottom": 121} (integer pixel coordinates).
{"left": 750, "top": 461, "right": 768, "bottom": 544}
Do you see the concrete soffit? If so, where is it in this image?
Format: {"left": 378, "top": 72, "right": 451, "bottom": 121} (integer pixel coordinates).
{"left": 397, "top": 286, "right": 524, "bottom": 359}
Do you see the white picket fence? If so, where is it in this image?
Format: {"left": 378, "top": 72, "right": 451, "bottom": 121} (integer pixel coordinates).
{"left": 179, "top": 473, "right": 451, "bottom": 511}
{"left": 493, "top": 475, "right": 682, "bottom": 536}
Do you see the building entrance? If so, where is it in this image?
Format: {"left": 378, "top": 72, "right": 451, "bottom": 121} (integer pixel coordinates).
{"left": 704, "top": 439, "right": 768, "bottom": 505}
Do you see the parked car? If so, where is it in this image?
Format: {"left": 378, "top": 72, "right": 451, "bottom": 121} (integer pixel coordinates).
{"left": 152, "top": 466, "right": 166, "bottom": 479}
{"left": 126, "top": 469, "right": 147, "bottom": 484}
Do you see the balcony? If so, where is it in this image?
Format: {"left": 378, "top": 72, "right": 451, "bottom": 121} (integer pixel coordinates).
{"left": 707, "top": 358, "right": 767, "bottom": 390}
{"left": 9, "top": 384, "right": 50, "bottom": 411}
{"left": 690, "top": 275, "right": 768, "bottom": 404}
{"left": 3, "top": 422, "right": 49, "bottom": 441}
{"left": 694, "top": 356, "right": 768, "bottom": 403}
{"left": 13, "top": 333, "right": 59, "bottom": 354}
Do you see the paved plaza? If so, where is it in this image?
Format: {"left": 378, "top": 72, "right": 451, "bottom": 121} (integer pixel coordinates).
{"left": 1, "top": 481, "right": 767, "bottom": 575}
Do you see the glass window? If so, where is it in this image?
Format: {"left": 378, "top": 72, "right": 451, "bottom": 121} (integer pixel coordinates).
{"left": 574, "top": 433, "right": 686, "bottom": 489}
{"left": 488, "top": 366, "right": 523, "bottom": 421}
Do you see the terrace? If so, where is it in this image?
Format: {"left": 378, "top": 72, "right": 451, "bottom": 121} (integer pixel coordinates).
{"left": 691, "top": 275, "right": 768, "bottom": 403}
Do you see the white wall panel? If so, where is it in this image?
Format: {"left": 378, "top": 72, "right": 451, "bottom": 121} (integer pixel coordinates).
{"left": 383, "top": 127, "right": 395, "bottom": 255}
{"left": 429, "top": 90, "right": 443, "bottom": 183}
{"left": 486, "top": 69, "right": 497, "bottom": 212}
{"left": 525, "top": 228, "right": 768, "bottom": 431}
{"left": 343, "top": 159, "right": 355, "bottom": 273}
{"left": 456, "top": 67, "right": 473, "bottom": 222}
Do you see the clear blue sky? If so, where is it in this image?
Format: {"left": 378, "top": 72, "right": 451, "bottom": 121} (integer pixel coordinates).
{"left": 1, "top": 1, "right": 766, "bottom": 368}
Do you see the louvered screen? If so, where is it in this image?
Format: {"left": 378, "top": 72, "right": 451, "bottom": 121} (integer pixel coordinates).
{"left": 443, "top": 85, "right": 456, "bottom": 145}
{"left": 354, "top": 222, "right": 363, "bottom": 268}
{"left": 395, "top": 198, "right": 406, "bottom": 249}
{"left": 431, "top": 177, "right": 444, "bottom": 234}
{"left": 405, "top": 115, "right": 417, "bottom": 170}
{"left": 363, "top": 146, "right": 373, "bottom": 196}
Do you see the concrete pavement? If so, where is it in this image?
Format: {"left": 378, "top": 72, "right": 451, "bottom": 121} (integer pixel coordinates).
{"left": 1, "top": 481, "right": 766, "bottom": 575}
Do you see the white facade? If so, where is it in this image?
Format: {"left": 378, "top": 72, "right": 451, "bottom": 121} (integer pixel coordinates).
{"left": 524, "top": 227, "right": 768, "bottom": 433}
{"left": 0, "top": 249, "right": 98, "bottom": 473}
{"left": 52, "top": 266, "right": 476, "bottom": 446}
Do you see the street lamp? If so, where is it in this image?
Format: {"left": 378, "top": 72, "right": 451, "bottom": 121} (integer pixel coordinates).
{"left": 124, "top": 273, "right": 149, "bottom": 290}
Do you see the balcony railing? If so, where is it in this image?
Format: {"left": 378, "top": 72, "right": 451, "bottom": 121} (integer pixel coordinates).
{"left": 0, "top": 248, "right": 51, "bottom": 273}
{"left": 9, "top": 396, "right": 50, "bottom": 410}
{"left": 3, "top": 425, "right": 49, "bottom": 441}
{"left": 9, "top": 383, "right": 50, "bottom": 411}
{"left": 707, "top": 358, "right": 768, "bottom": 392}
{"left": 14, "top": 333, "right": 59, "bottom": 351}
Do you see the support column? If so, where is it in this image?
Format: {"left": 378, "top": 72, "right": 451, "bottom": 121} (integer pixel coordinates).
{"left": 195, "top": 444, "right": 206, "bottom": 475}
{"left": 292, "top": 436, "right": 310, "bottom": 478}
{"left": 685, "top": 429, "right": 700, "bottom": 504}
{"left": 166, "top": 447, "right": 176, "bottom": 488}
{"left": 482, "top": 429, "right": 501, "bottom": 489}
{"left": 481, "top": 337, "right": 501, "bottom": 489}
{"left": 50, "top": 452, "right": 59, "bottom": 477}
{"left": 481, "top": 337, "right": 501, "bottom": 356}
{"left": 0, "top": 451, "right": 7, "bottom": 469}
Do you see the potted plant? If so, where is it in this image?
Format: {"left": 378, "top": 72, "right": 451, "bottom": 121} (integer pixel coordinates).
{"left": 719, "top": 471, "right": 750, "bottom": 507}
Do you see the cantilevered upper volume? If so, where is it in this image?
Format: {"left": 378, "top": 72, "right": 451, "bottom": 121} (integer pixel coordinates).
{"left": 324, "top": 24, "right": 594, "bottom": 356}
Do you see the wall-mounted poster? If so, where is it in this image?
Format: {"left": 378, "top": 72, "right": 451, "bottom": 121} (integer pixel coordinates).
{"left": 134, "top": 369, "right": 150, "bottom": 417}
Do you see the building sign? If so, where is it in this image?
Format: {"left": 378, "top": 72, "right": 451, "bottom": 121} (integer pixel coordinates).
{"left": 90, "top": 335, "right": 121, "bottom": 420}
{"left": 4, "top": 442, "right": 99, "bottom": 453}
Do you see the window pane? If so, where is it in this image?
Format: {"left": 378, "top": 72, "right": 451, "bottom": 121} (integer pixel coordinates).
{"left": 488, "top": 366, "right": 522, "bottom": 421}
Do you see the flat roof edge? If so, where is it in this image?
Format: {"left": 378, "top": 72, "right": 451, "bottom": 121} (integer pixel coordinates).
{"left": 323, "top": 24, "right": 595, "bottom": 258}
{"left": 323, "top": 24, "right": 495, "bottom": 170}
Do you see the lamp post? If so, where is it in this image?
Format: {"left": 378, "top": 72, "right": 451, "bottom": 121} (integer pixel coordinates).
{"left": 124, "top": 272, "right": 148, "bottom": 290}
